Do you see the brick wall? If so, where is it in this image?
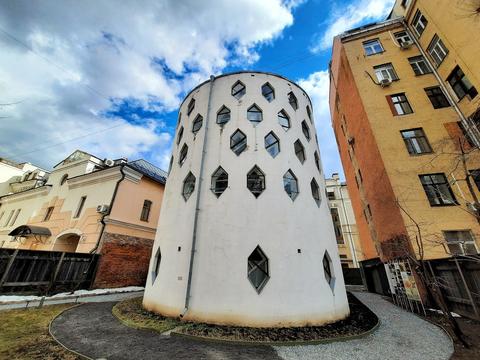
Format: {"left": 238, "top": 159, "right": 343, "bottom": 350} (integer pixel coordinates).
{"left": 92, "top": 232, "right": 153, "bottom": 289}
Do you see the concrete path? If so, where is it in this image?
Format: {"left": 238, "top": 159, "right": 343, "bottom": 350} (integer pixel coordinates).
{"left": 50, "top": 292, "right": 454, "bottom": 360}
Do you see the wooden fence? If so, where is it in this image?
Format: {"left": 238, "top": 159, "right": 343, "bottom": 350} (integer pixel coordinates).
{"left": 428, "top": 256, "right": 480, "bottom": 320}
{"left": 0, "top": 248, "right": 99, "bottom": 295}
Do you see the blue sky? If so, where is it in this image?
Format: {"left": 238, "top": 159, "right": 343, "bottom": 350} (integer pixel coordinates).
{"left": 0, "top": 0, "right": 394, "bottom": 178}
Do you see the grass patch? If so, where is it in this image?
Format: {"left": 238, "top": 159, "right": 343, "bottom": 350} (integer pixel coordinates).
{"left": 112, "top": 297, "right": 181, "bottom": 334}
{"left": 0, "top": 304, "right": 80, "bottom": 360}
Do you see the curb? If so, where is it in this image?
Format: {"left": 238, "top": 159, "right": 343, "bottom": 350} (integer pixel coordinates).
{"left": 169, "top": 319, "right": 380, "bottom": 346}
{"left": 48, "top": 303, "right": 94, "bottom": 360}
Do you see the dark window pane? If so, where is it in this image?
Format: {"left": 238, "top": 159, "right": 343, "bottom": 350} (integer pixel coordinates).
{"left": 232, "top": 81, "right": 246, "bottom": 99}
{"left": 230, "top": 130, "right": 247, "bottom": 156}
{"left": 262, "top": 83, "right": 275, "bottom": 102}
{"left": 265, "top": 132, "right": 280, "bottom": 158}
{"left": 425, "top": 87, "right": 450, "bottom": 109}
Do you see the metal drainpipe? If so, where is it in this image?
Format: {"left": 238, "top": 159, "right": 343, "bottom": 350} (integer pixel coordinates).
{"left": 181, "top": 75, "right": 216, "bottom": 318}
{"left": 401, "top": 20, "right": 480, "bottom": 147}
{"left": 339, "top": 183, "right": 358, "bottom": 267}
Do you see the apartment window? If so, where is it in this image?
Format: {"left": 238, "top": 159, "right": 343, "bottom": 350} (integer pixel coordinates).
{"left": 388, "top": 93, "right": 413, "bottom": 115}
{"left": 327, "top": 191, "right": 336, "bottom": 200}
{"left": 408, "top": 56, "right": 432, "bottom": 76}
{"left": 247, "top": 246, "right": 269, "bottom": 293}
{"left": 471, "top": 169, "right": 480, "bottom": 191}
{"left": 427, "top": 35, "right": 448, "bottom": 67}
{"left": 301, "top": 120, "right": 311, "bottom": 141}
{"left": 179, "top": 144, "right": 188, "bottom": 166}
{"left": 314, "top": 151, "right": 321, "bottom": 172}
{"left": 330, "top": 208, "right": 344, "bottom": 244}
{"left": 265, "top": 131, "right": 280, "bottom": 158}
{"left": 288, "top": 91, "right": 298, "bottom": 110}
{"left": 74, "top": 196, "right": 86, "bottom": 218}
{"left": 294, "top": 140, "right": 306, "bottom": 164}
{"left": 216, "top": 106, "right": 231, "bottom": 125}
{"left": 447, "top": 66, "right": 478, "bottom": 101}
{"left": 362, "top": 39, "right": 383, "bottom": 56}
{"left": 374, "top": 63, "right": 399, "bottom": 82}
{"left": 230, "top": 129, "right": 247, "bottom": 156}
{"left": 323, "top": 252, "right": 334, "bottom": 288}
{"left": 262, "top": 83, "right": 275, "bottom": 102}
{"left": 394, "top": 31, "right": 412, "bottom": 46}
{"left": 306, "top": 105, "right": 312, "bottom": 123}
{"left": 401, "top": 128, "right": 432, "bottom": 155}
{"left": 231, "top": 80, "right": 246, "bottom": 100}
{"left": 177, "top": 126, "right": 184, "bottom": 145}
{"left": 443, "top": 230, "right": 477, "bottom": 255}
{"left": 247, "top": 166, "right": 265, "bottom": 198}
{"left": 419, "top": 173, "right": 457, "bottom": 206}
{"left": 412, "top": 10, "right": 428, "bottom": 37}
{"left": 247, "top": 104, "right": 263, "bottom": 124}
{"left": 187, "top": 98, "right": 195, "bottom": 116}
{"left": 4, "top": 210, "right": 14, "bottom": 226}
{"left": 44, "top": 206, "right": 54, "bottom": 222}
{"left": 192, "top": 114, "right": 203, "bottom": 135}
{"left": 311, "top": 178, "right": 321, "bottom": 207}
{"left": 278, "top": 109, "right": 290, "bottom": 130}
{"left": 182, "top": 172, "right": 196, "bottom": 201}
{"left": 60, "top": 174, "right": 68, "bottom": 186}
{"left": 425, "top": 87, "right": 450, "bottom": 109}
{"left": 283, "top": 170, "right": 299, "bottom": 201}
{"left": 140, "top": 200, "right": 152, "bottom": 222}
{"left": 211, "top": 167, "right": 228, "bottom": 197}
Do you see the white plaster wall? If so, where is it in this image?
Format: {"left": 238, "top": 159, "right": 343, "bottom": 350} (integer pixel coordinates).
{"left": 144, "top": 72, "right": 349, "bottom": 327}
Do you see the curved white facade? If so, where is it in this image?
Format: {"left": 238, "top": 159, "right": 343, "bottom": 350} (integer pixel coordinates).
{"left": 143, "top": 71, "right": 350, "bottom": 327}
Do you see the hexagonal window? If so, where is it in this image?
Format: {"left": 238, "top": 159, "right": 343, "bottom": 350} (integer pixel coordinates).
{"left": 314, "top": 151, "right": 321, "bottom": 172}
{"left": 211, "top": 166, "right": 228, "bottom": 197}
{"left": 232, "top": 80, "right": 246, "bottom": 100}
{"left": 288, "top": 91, "right": 298, "bottom": 110}
{"left": 179, "top": 144, "right": 188, "bottom": 166}
{"left": 230, "top": 129, "right": 247, "bottom": 156}
{"left": 283, "top": 170, "right": 299, "bottom": 201}
{"left": 152, "top": 247, "right": 161, "bottom": 284}
{"left": 301, "top": 120, "right": 311, "bottom": 141}
{"left": 265, "top": 131, "right": 280, "bottom": 158}
{"left": 294, "top": 139, "right": 306, "bottom": 164}
{"left": 247, "top": 165, "right": 265, "bottom": 198}
{"left": 177, "top": 126, "right": 184, "bottom": 145}
{"left": 248, "top": 246, "right": 269, "bottom": 293}
{"left": 217, "top": 105, "right": 230, "bottom": 125}
{"left": 278, "top": 110, "right": 290, "bottom": 131}
{"left": 192, "top": 114, "right": 203, "bottom": 135}
{"left": 306, "top": 105, "right": 313, "bottom": 123}
{"left": 311, "top": 178, "right": 321, "bottom": 207}
{"left": 262, "top": 83, "right": 275, "bottom": 102}
{"left": 323, "top": 251, "right": 335, "bottom": 291}
{"left": 247, "top": 104, "right": 263, "bottom": 124}
{"left": 187, "top": 98, "right": 195, "bottom": 116}
{"left": 182, "top": 172, "right": 196, "bottom": 201}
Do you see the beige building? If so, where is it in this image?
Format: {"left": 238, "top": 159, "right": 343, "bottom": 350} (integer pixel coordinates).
{"left": 325, "top": 173, "right": 363, "bottom": 268}
{"left": 0, "top": 158, "right": 48, "bottom": 196}
{"left": 0, "top": 150, "right": 166, "bottom": 288}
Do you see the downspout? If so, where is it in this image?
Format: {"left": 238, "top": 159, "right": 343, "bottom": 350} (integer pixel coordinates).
{"left": 90, "top": 164, "right": 125, "bottom": 254}
{"left": 401, "top": 20, "right": 480, "bottom": 147}
{"left": 181, "top": 75, "right": 216, "bottom": 318}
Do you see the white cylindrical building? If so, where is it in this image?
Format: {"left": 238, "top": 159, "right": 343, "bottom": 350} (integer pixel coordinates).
{"left": 143, "top": 71, "right": 350, "bottom": 327}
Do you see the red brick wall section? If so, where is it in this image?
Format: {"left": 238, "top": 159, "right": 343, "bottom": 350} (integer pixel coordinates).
{"left": 92, "top": 232, "right": 153, "bottom": 289}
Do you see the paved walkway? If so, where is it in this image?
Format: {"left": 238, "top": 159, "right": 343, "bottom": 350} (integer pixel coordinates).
{"left": 50, "top": 292, "right": 453, "bottom": 360}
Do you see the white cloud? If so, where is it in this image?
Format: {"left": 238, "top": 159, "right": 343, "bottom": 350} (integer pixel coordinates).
{"left": 298, "top": 70, "right": 343, "bottom": 178}
{"left": 310, "top": 0, "right": 395, "bottom": 52}
{"left": 0, "top": 0, "right": 300, "bottom": 170}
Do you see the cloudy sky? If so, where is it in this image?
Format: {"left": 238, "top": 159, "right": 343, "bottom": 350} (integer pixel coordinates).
{"left": 0, "top": 0, "right": 394, "bottom": 177}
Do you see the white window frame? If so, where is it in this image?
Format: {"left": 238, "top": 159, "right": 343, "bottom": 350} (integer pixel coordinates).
{"left": 443, "top": 230, "right": 478, "bottom": 255}
{"left": 394, "top": 31, "right": 411, "bottom": 46}
{"left": 412, "top": 10, "right": 428, "bottom": 37}
{"left": 374, "top": 63, "right": 398, "bottom": 82}
{"left": 408, "top": 56, "right": 431, "bottom": 75}
{"left": 428, "top": 35, "right": 449, "bottom": 67}
{"left": 363, "top": 39, "right": 384, "bottom": 56}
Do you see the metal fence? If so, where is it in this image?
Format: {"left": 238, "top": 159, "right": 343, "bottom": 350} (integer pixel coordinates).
{"left": 0, "top": 248, "right": 98, "bottom": 295}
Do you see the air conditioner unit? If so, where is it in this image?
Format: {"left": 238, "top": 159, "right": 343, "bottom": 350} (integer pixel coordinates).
{"left": 104, "top": 159, "right": 115, "bottom": 167}
{"left": 380, "top": 78, "right": 392, "bottom": 87}
{"left": 400, "top": 40, "right": 413, "bottom": 49}
{"left": 96, "top": 204, "right": 110, "bottom": 214}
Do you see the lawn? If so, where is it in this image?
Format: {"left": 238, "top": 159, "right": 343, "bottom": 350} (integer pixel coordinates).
{"left": 0, "top": 304, "right": 80, "bottom": 360}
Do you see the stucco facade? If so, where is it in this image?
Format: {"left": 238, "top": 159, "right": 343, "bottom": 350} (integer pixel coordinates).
{"left": 329, "top": 0, "right": 480, "bottom": 263}
{"left": 143, "top": 71, "right": 349, "bottom": 327}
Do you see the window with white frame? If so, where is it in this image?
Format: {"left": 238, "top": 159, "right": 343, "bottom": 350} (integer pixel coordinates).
{"left": 394, "top": 31, "right": 412, "bottom": 46}
{"left": 373, "top": 63, "right": 399, "bottom": 82}
{"left": 408, "top": 56, "right": 432, "bottom": 76}
{"left": 412, "top": 9, "right": 428, "bottom": 37}
{"left": 427, "top": 34, "right": 449, "bottom": 67}
{"left": 362, "top": 39, "right": 383, "bottom": 56}
{"left": 443, "top": 230, "right": 477, "bottom": 255}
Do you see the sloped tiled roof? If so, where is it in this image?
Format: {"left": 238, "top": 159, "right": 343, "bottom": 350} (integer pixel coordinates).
{"left": 127, "top": 159, "right": 167, "bottom": 184}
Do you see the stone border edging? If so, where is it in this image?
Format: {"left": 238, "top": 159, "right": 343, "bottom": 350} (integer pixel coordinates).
{"left": 48, "top": 303, "right": 93, "bottom": 360}
{"left": 168, "top": 318, "right": 380, "bottom": 346}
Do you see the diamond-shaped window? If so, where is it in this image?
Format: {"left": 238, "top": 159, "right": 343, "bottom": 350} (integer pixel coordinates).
{"left": 248, "top": 246, "right": 269, "bottom": 293}
{"left": 278, "top": 110, "right": 290, "bottom": 131}
{"left": 177, "top": 126, "right": 184, "bottom": 145}
{"left": 265, "top": 131, "right": 280, "bottom": 158}
{"left": 192, "top": 114, "right": 203, "bottom": 135}
{"left": 230, "top": 129, "right": 247, "bottom": 156}
{"left": 182, "top": 172, "right": 196, "bottom": 201}
{"left": 283, "top": 170, "right": 299, "bottom": 201}
{"left": 262, "top": 83, "right": 275, "bottom": 102}
{"left": 288, "top": 91, "right": 298, "bottom": 110}
{"left": 301, "top": 120, "right": 311, "bottom": 141}
{"left": 247, "top": 104, "right": 263, "bottom": 124}
{"left": 311, "top": 178, "right": 321, "bottom": 207}
{"left": 211, "top": 166, "right": 228, "bottom": 197}
{"left": 294, "top": 139, "right": 306, "bottom": 164}
{"left": 217, "top": 105, "right": 230, "bottom": 125}
{"left": 179, "top": 144, "right": 188, "bottom": 166}
{"left": 247, "top": 165, "right": 265, "bottom": 198}
{"left": 152, "top": 247, "right": 161, "bottom": 284}
{"left": 232, "top": 80, "right": 246, "bottom": 100}
{"left": 323, "top": 251, "right": 335, "bottom": 291}
{"left": 187, "top": 98, "right": 195, "bottom": 115}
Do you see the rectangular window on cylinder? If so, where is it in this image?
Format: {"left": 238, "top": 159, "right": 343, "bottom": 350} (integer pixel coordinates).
{"left": 387, "top": 93, "right": 413, "bottom": 115}
{"left": 401, "top": 128, "right": 432, "bottom": 155}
